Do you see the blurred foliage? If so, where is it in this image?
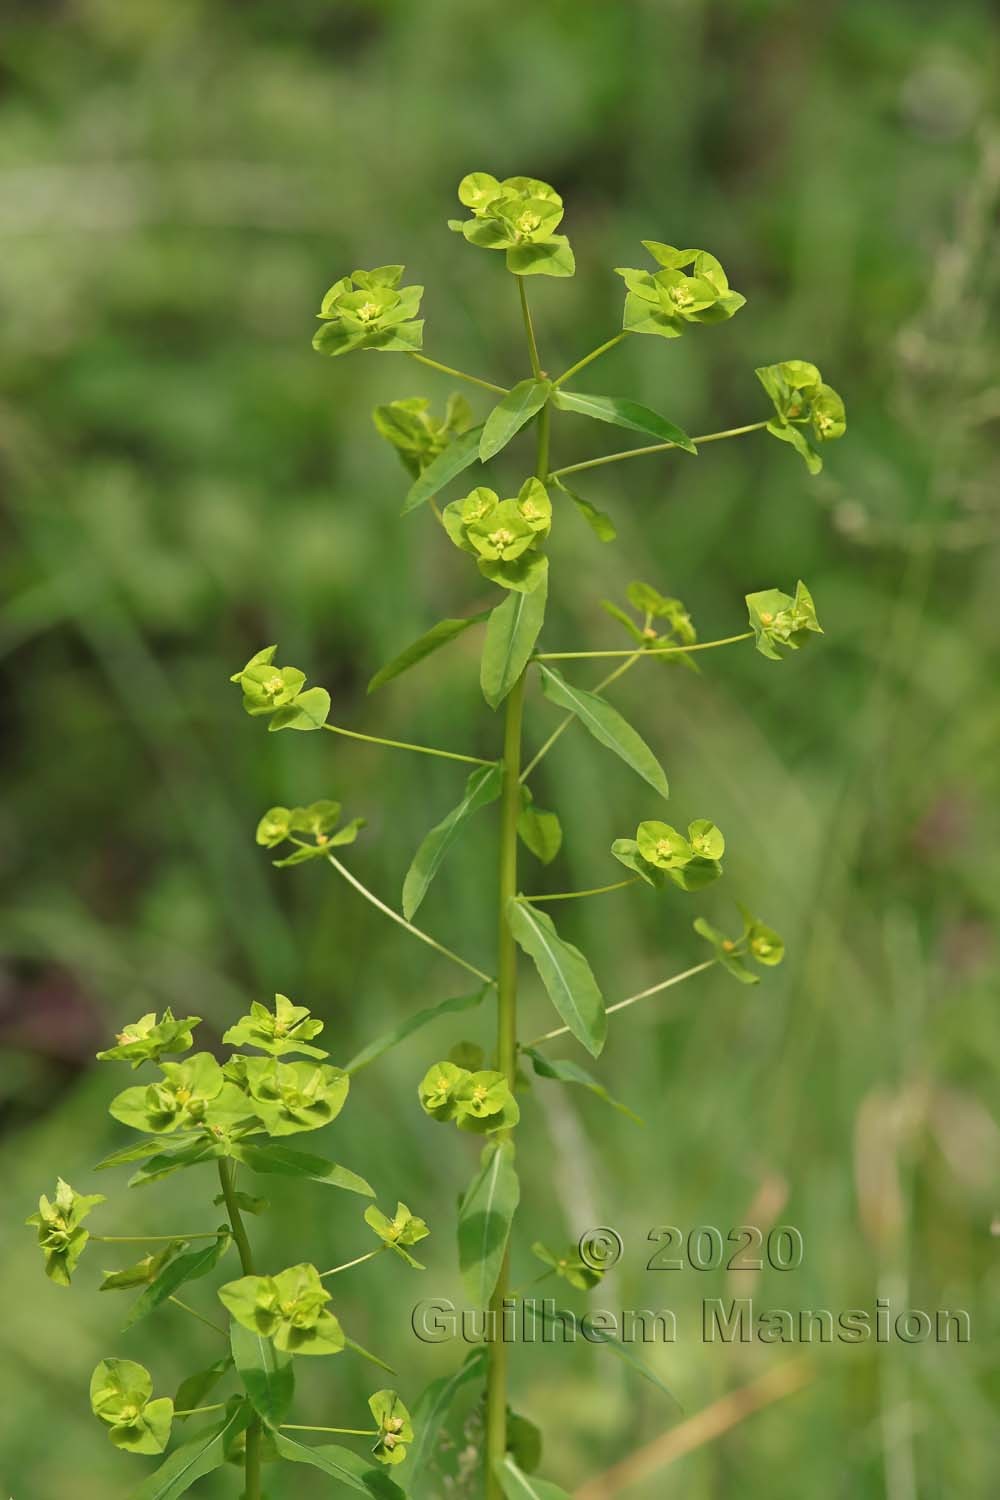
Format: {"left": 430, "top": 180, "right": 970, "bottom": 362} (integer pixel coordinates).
{"left": 1, "top": 1, "right": 998, "bottom": 1496}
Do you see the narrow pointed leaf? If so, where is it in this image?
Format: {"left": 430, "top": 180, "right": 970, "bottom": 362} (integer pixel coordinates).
{"left": 130, "top": 1401, "right": 253, "bottom": 1500}
{"left": 517, "top": 795, "right": 562, "bottom": 866}
{"left": 273, "top": 1433, "right": 406, "bottom": 1497}
{"left": 507, "top": 900, "right": 606, "bottom": 1057}
{"left": 94, "top": 1136, "right": 202, "bottom": 1172}
{"left": 368, "top": 611, "right": 490, "bottom": 694}
{"left": 554, "top": 477, "right": 616, "bottom": 542}
{"left": 402, "top": 763, "right": 503, "bottom": 919}
{"left": 481, "top": 573, "right": 548, "bottom": 709}
{"left": 496, "top": 1456, "right": 572, "bottom": 1500}
{"left": 523, "top": 1047, "right": 641, "bottom": 1123}
{"left": 345, "top": 985, "right": 491, "bottom": 1074}
{"left": 553, "top": 389, "right": 697, "bottom": 453}
{"left": 479, "top": 379, "right": 551, "bottom": 461}
{"left": 401, "top": 426, "right": 484, "bottom": 515}
{"left": 173, "top": 1357, "right": 232, "bottom": 1420}
{"left": 458, "top": 1141, "right": 520, "bottom": 1306}
{"left": 230, "top": 1320, "right": 294, "bottom": 1428}
{"left": 122, "top": 1233, "right": 231, "bottom": 1331}
{"left": 538, "top": 663, "right": 668, "bottom": 799}
{"left": 229, "top": 1141, "right": 374, "bottom": 1197}
{"left": 344, "top": 1335, "right": 396, "bottom": 1374}
{"left": 407, "top": 1348, "right": 488, "bottom": 1494}
{"left": 529, "top": 1303, "right": 680, "bottom": 1405}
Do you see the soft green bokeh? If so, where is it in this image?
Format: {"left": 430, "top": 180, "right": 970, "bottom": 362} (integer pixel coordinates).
{"left": 1, "top": 1, "right": 997, "bottom": 1496}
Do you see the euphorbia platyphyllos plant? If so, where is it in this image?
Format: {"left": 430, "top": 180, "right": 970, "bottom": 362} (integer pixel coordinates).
{"left": 29, "top": 171, "right": 844, "bottom": 1500}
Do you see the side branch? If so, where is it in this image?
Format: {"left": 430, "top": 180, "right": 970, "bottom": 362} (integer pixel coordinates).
{"left": 533, "top": 632, "right": 753, "bottom": 663}
{"left": 550, "top": 421, "right": 768, "bottom": 480}
{"left": 408, "top": 351, "right": 508, "bottom": 395}
{"left": 325, "top": 854, "right": 495, "bottom": 986}
{"left": 526, "top": 959, "right": 715, "bottom": 1047}
{"left": 324, "top": 722, "right": 494, "bottom": 768}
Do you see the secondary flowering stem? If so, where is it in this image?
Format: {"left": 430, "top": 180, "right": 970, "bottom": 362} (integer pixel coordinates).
{"left": 408, "top": 351, "right": 508, "bottom": 395}
{"left": 91, "top": 1233, "right": 222, "bottom": 1243}
{"left": 168, "top": 1296, "right": 228, "bottom": 1337}
{"left": 518, "top": 277, "right": 543, "bottom": 379}
{"left": 324, "top": 854, "right": 495, "bottom": 986}
{"left": 516, "top": 878, "right": 639, "bottom": 903}
{"left": 553, "top": 332, "right": 626, "bottom": 387}
{"left": 550, "top": 421, "right": 769, "bottom": 479}
{"left": 533, "top": 632, "right": 754, "bottom": 662}
{"left": 324, "top": 722, "right": 494, "bottom": 767}
{"left": 217, "top": 1158, "right": 260, "bottom": 1500}
{"left": 526, "top": 960, "right": 717, "bottom": 1047}
{"left": 282, "top": 1425, "right": 379, "bottom": 1436}
{"left": 319, "top": 1247, "right": 384, "bottom": 1279}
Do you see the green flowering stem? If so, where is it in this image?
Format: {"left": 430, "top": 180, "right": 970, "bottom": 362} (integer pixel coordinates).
{"left": 550, "top": 420, "right": 769, "bottom": 479}
{"left": 520, "top": 651, "right": 644, "bottom": 783}
{"left": 516, "top": 878, "right": 639, "bottom": 903}
{"left": 323, "top": 722, "right": 495, "bottom": 768}
{"left": 319, "top": 1247, "right": 385, "bottom": 1279}
{"left": 217, "top": 1158, "right": 262, "bottom": 1500}
{"left": 408, "top": 351, "right": 508, "bottom": 396}
{"left": 281, "top": 1425, "right": 379, "bottom": 1436}
{"left": 174, "top": 1404, "right": 226, "bottom": 1418}
{"left": 92, "top": 1237, "right": 217, "bottom": 1245}
{"left": 552, "top": 332, "right": 627, "bottom": 387}
{"left": 324, "top": 854, "right": 495, "bottom": 986}
{"left": 533, "top": 631, "right": 754, "bottom": 662}
{"left": 525, "top": 959, "right": 716, "bottom": 1048}
{"left": 168, "top": 1295, "right": 228, "bottom": 1337}
{"left": 518, "top": 278, "right": 543, "bottom": 380}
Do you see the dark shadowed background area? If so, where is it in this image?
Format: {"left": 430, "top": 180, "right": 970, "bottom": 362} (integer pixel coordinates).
{"left": 1, "top": 1, "right": 998, "bottom": 1495}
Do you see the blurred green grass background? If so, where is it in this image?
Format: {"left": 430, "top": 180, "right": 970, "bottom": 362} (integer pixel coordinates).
{"left": 1, "top": 1, "right": 998, "bottom": 1495}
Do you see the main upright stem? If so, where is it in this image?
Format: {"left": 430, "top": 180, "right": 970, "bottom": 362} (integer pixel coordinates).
{"left": 218, "top": 1158, "right": 261, "bottom": 1500}
{"left": 485, "top": 275, "right": 546, "bottom": 1499}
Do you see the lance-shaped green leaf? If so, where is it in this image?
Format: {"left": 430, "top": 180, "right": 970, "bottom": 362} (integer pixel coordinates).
{"left": 402, "top": 763, "right": 503, "bottom": 919}
{"left": 527, "top": 1303, "right": 680, "bottom": 1405}
{"left": 229, "top": 1140, "right": 374, "bottom": 1196}
{"left": 368, "top": 610, "right": 490, "bottom": 693}
{"left": 273, "top": 1432, "right": 407, "bottom": 1497}
{"left": 94, "top": 1135, "right": 201, "bottom": 1172}
{"left": 131, "top": 1399, "right": 253, "bottom": 1500}
{"left": 100, "top": 1239, "right": 188, "bottom": 1293}
{"left": 230, "top": 1318, "right": 294, "bottom": 1428}
{"left": 553, "top": 476, "right": 616, "bottom": 542}
{"left": 127, "top": 1137, "right": 225, "bottom": 1189}
{"left": 522, "top": 1047, "right": 641, "bottom": 1123}
{"left": 517, "top": 787, "right": 562, "bottom": 865}
{"left": 481, "top": 571, "right": 548, "bottom": 709}
{"left": 407, "top": 1347, "right": 487, "bottom": 1492}
{"left": 507, "top": 900, "right": 606, "bottom": 1057}
{"left": 537, "top": 663, "right": 669, "bottom": 800}
{"left": 507, "top": 1411, "right": 543, "bottom": 1473}
{"left": 345, "top": 985, "right": 490, "bottom": 1074}
{"left": 552, "top": 390, "right": 697, "bottom": 453}
{"left": 122, "top": 1229, "right": 231, "bottom": 1330}
{"left": 458, "top": 1141, "right": 520, "bottom": 1306}
{"left": 496, "top": 1456, "right": 572, "bottom": 1500}
{"left": 479, "top": 378, "right": 551, "bottom": 461}
{"left": 401, "top": 425, "right": 485, "bottom": 515}
{"left": 173, "top": 1356, "right": 232, "bottom": 1420}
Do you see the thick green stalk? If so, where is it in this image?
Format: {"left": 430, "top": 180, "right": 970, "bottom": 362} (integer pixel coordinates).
{"left": 485, "top": 667, "right": 525, "bottom": 1500}
{"left": 486, "top": 276, "right": 547, "bottom": 1500}
{"left": 217, "top": 1158, "right": 261, "bottom": 1500}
